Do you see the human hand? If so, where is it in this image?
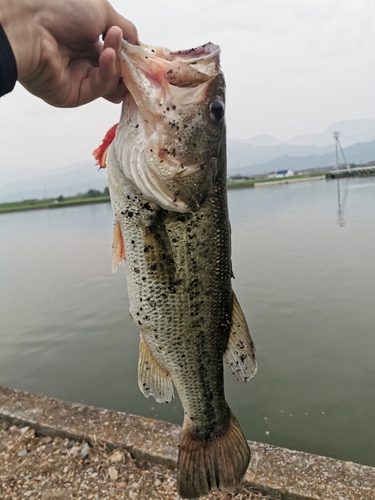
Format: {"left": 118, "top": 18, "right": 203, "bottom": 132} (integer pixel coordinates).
{"left": 0, "top": 0, "right": 138, "bottom": 107}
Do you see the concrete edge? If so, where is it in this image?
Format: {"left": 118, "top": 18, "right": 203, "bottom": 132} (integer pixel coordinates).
{"left": 1, "top": 386, "right": 374, "bottom": 500}
{"left": 254, "top": 176, "right": 325, "bottom": 187}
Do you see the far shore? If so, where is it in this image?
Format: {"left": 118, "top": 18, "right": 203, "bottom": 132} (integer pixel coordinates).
{"left": 0, "top": 196, "right": 110, "bottom": 214}
{"left": 0, "top": 172, "right": 328, "bottom": 214}
{"left": 227, "top": 172, "right": 326, "bottom": 189}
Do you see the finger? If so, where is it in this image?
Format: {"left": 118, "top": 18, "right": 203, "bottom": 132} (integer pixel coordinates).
{"left": 98, "top": 28, "right": 127, "bottom": 98}
{"left": 98, "top": 45, "right": 120, "bottom": 95}
{"left": 70, "top": 47, "right": 118, "bottom": 106}
{"left": 65, "top": 31, "right": 124, "bottom": 107}
{"left": 103, "top": 80, "right": 128, "bottom": 104}
{"left": 70, "top": 39, "right": 103, "bottom": 63}
{"left": 105, "top": 6, "right": 139, "bottom": 45}
{"left": 102, "top": 26, "right": 122, "bottom": 60}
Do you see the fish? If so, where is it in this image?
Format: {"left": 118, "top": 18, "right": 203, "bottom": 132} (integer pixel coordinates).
{"left": 93, "top": 40, "right": 257, "bottom": 499}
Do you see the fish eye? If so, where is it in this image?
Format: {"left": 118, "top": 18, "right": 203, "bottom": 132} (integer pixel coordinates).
{"left": 209, "top": 98, "right": 225, "bottom": 121}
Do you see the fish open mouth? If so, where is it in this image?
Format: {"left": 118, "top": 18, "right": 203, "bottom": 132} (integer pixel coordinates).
{"left": 111, "top": 40, "right": 223, "bottom": 212}
{"left": 120, "top": 40, "right": 220, "bottom": 94}
{"left": 122, "top": 41, "right": 220, "bottom": 64}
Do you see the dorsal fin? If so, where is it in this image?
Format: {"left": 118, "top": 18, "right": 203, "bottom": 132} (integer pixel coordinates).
{"left": 93, "top": 123, "right": 118, "bottom": 168}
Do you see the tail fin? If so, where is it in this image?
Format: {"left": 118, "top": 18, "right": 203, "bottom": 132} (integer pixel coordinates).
{"left": 177, "top": 409, "right": 250, "bottom": 499}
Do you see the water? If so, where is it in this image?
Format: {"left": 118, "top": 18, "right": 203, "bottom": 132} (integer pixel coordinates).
{"left": 1, "top": 177, "right": 375, "bottom": 467}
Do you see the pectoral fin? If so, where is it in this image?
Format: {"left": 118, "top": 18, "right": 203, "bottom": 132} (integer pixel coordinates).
{"left": 224, "top": 291, "right": 257, "bottom": 382}
{"left": 112, "top": 219, "right": 126, "bottom": 273}
{"left": 138, "top": 334, "right": 174, "bottom": 403}
{"left": 92, "top": 123, "right": 117, "bottom": 168}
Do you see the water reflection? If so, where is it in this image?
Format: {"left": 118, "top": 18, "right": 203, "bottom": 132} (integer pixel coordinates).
{"left": 336, "top": 177, "right": 349, "bottom": 227}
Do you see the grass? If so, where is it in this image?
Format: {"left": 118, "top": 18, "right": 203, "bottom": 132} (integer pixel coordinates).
{"left": 0, "top": 196, "right": 110, "bottom": 214}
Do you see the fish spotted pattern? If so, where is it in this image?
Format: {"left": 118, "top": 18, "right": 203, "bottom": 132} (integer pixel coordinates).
{"left": 94, "top": 40, "right": 257, "bottom": 499}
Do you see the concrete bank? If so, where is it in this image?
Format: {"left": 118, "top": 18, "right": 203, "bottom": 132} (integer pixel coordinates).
{"left": 326, "top": 166, "right": 375, "bottom": 179}
{"left": 1, "top": 386, "right": 374, "bottom": 500}
{"left": 254, "top": 176, "right": 325, "bottom": 188}
{"left": 227, "top": 176, "right": 326, "bottom": 191}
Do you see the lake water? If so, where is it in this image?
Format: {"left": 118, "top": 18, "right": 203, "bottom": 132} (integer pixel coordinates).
{"left": 1, "top": 177, "right": 375, "bottom": 467}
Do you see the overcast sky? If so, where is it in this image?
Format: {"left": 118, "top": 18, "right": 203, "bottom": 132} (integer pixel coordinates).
{"left": 1, "top": 0, "right": 374, "bottom": 176}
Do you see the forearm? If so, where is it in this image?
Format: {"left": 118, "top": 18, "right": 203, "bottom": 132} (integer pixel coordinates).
{"left": 0, "top": 22, "right": 16, "bottom": 96}
{"left": 0, "top": 0, "right": 25, "bottom": 96}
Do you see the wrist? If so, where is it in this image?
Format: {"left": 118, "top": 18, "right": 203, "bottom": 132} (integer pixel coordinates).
{"left": 0, "top": 0, "right": 40, "bottom": 80}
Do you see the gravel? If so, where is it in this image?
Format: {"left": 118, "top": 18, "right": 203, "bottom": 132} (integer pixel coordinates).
{"left": 0, "top": 420, "right": 278, "bottom": 500}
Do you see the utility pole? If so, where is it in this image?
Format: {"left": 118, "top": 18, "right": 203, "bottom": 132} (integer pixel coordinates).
{"left": 333, "top": 132, "right": 350, "bottom": 170}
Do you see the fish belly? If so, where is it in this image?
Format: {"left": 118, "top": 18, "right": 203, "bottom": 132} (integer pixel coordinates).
{"left": 108, "top": 138, "right": 252, "bottom": 499}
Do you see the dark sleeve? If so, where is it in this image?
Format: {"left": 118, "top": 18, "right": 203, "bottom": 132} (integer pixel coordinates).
{"left": 0, "top": 24, "right": 18, "bottom": 97}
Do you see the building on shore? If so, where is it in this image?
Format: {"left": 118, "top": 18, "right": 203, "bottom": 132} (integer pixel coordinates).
{"left": 268, "top": 169, "right": 294, "bottom": 178}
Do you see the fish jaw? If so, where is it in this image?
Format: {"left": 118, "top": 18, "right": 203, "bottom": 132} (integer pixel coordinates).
{"left": 112, "top": 41, "right": 226, "bottom": 212}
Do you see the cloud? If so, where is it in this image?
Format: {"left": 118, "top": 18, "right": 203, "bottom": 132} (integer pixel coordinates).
{"left": 0, "top": 0, "right": 373, "bottom": 175}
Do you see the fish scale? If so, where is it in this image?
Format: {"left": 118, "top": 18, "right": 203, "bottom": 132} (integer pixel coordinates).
{"left": 95, "top": 40, "right": 257, "bottom": 499}
{"left": 112, "top": 146, "right": 232, "bottom": 435}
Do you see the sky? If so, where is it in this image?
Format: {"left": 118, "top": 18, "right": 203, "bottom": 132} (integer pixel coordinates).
{"left": 1, "top": 0, "right": 374, "bottom": 176}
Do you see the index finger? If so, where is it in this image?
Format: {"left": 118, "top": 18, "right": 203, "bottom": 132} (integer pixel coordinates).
{"left": 105, "top": 5, "right": 139, "bottom": 45}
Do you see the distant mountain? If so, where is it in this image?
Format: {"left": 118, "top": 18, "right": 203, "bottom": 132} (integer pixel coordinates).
{"left": 228, "top": 119, "right": 375, "bottom": 173}
{"left": 229, "top": 140, "right": 375, "bottom": 177}
{"left": 2, "top": 120, "right": 374, "bottom": 202}
{"left": 284, "top": 119, "right": 375, "bottom": 148}
{"left": 238, "top": 119, "right": 375, "bottom": 150}
{"left": 238, "top": 134, "right": 282, "bottom": 146}
{"left": 0, "top": 161, "right": 94, "bottom": 187}
{"left": 0, "top": 161, "right": 107, "bottom": 203}
{"left": 227, "top": 140, "right": 335, "bottom": 170}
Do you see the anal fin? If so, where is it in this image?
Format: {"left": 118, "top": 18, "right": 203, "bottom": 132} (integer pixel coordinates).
{"left": 112, "top": 219, "right": 126, "bottom": 273}
{"left": 224, "top": 291, "right": 257, "bottom": 382}
{"left": 138, "top": 334, "right": 174, "bottom": 403}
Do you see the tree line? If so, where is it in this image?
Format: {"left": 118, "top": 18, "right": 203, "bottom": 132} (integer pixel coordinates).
{"left": 57, "top": 186, "right": 109, "bottom": 202}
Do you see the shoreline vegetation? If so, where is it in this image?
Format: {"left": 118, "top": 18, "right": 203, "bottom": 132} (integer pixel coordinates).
{"left": 0, "top": 189, "right": 110, "bottom": 214}
{"left": 0, "top": 172, "right": 327, "bottom": 214}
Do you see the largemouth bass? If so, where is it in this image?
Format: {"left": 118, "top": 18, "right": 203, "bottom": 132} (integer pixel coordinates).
{"left": 94, "top": 40, "right": 257, "bottom": 499}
